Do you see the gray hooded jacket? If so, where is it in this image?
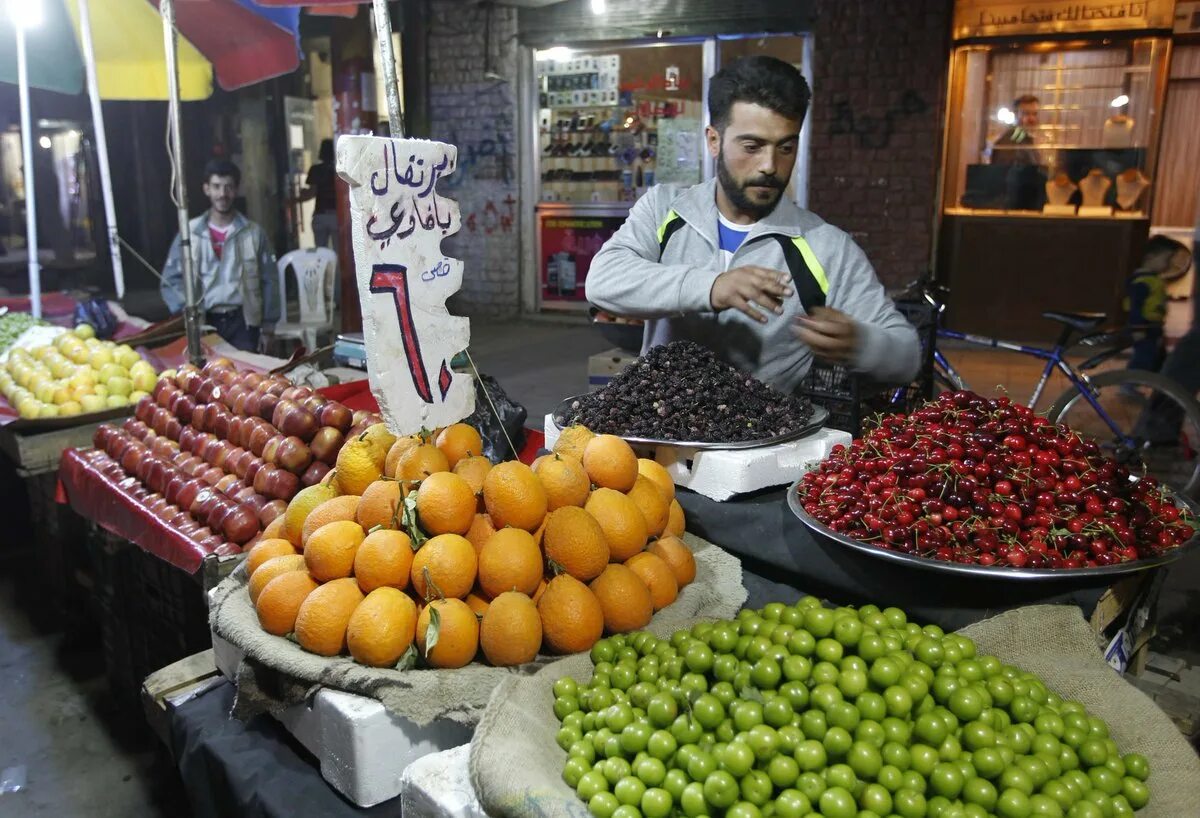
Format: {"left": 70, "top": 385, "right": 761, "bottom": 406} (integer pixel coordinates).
{"left": 587, "top": 179, "right": 921, "bottom": 394}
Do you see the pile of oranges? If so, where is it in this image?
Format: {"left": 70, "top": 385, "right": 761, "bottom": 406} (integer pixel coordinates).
{"left": 246, "top": 421, "right": 696, "bottom": 670}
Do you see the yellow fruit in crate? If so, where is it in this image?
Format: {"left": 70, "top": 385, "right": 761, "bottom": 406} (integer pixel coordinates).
{"left": 98, "top": 363, "right": 124, "bottom": 383}
{"left": 73, "top": 323, "right": 96, "bottom": 339}
{"left": 106, "top": 376, "right": 132, "bottom": 398}
{"left": 52, "top": 386, "right": 72, "bottom": 405}
{"left": 283, "top": 482, "right": 341, "bottom": 547}
{"left": 80, "top": 395, "right": 105, "bottom": 413}
{"left": 131, "top": 369, "right": 156, "bottom": 393}
{"left": 54, "top": 334, "right": 75, "bottom": 352}
{"left": 58, "top": 400, "right": 81, "bottom": 416}
{"left": 83, "top": 338, "right": 101, "bottom": 350}
{"left": 17, "top": 398, "right": 42, "bottom": 418}
{"left": 50, "top": 359, "right": 73, "bottom": 380}
{"left": 39, "top": 404, "right": 61, "bottom": 418}
{"left": 35, "top": 383, "right": 56, "bottom": 404}
{"left": 67, "top": 345, "right": 90, "bottom": 365}
{"left": 130, "top": 359, "right": 154, "bottom": 377}
{"left": 129, "top": 390, "right": 149, "bottom": 404}
{"left": 114, "top": 345, "right": 141, "bottom": 369}
{"left": 89, "top": 348, "right": 113, "bottom": 369}
{"left": 69, "top": 369, "right": 96, "bottom": 388}
{"left": 31, "top": 346, "right": 52, "bottom": 361}
{"left": 93, "top": 384, "right": 108, "bottom": 398}
{"left": 105, "top": 394, "right": 127, "bottom": 408}
{"left": 361, "top": 423, "right": 397, "bottom": 463}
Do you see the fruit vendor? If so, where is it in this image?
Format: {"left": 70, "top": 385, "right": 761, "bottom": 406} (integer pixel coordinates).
{"left": 588, "top": 56, "right": 920, "bottom": 395}
{"left": 160, "top": 159, "right": 278, "bottom": 352}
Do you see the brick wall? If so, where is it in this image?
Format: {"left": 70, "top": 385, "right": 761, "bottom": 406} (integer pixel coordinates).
{"left": 427, "top": 2, "right": 521, "bottom": 318}
{"left": 809, "top": 0, "right": 952, "bottom": 288}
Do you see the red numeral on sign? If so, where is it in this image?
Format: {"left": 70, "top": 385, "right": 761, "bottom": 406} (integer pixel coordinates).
{"left": 369, "top": 264, "right": 434, "bottom": 404}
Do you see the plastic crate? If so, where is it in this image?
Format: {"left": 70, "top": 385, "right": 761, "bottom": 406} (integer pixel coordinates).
{"left": 798, "top": 298, "right": 937, "bottom": 437}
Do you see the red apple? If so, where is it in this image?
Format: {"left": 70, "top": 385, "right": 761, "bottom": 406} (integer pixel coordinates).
{"left": 196, "top": 376, "right": 219, "bottom": 405}
{"left": 302, "top": 460, "right": 331, "bottom": 487}
{"left": 120, "top": 443, "right": 146, "bottom": 475}
{"left": 256, "top": 392, "right": 281, "bottom": 421}
{"left": 165, "top": 473, "right": 187, "bottom": 506}
{"left": 214, "top": 367, "right": 238, "bottom": 387}
{"left": 213, "top": 410, "right": 232, "bottom": 441}
{"left": 203, "top": 357, "right": 234, "bottom": 375}
{"left": 301, "top": 395, "right": 326, "bottom": 415}
{"left": 277, "top": 436, "right": 313, "bottom": 474}
{"left": 190, "top": 403, "right": 207, "bottom": 432}
{"left": 136, "top": 396, "right": 155, "bottom": 424}
{"left": 164, "top": 417, "right": 182, "bottom": 441}
{"left": 175, "top": 394, "right": 196, "bottom": 422}
{"left": 272, "top": 400, "right": 319, "bottom": 442}
{"left": 222, "top": 504, "right": 260, "bottom": 544}
{"left": 262, "top": 434, "right": 285, "bottom": 465}
{"left": 178, "top": 479, "right": 205, "bottom": 511}
{"left": 317, "top": 403, "right": 353, "bottom": 434}
{"left": 258, "top": 499, "right": 287, "bottom": 525}
{"left": 215, "top": 473, "right": 242, "bottom": 495}
{"left": 200, "top": 466, "right": 224, "bottom": 486}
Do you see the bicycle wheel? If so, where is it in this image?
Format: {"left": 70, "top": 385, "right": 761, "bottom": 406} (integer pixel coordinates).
{"left": 1047, "top": 369, "right": 1200, "bottom": 498}
{"left": 934, "top": 369, "right": 966, "bottom": 395}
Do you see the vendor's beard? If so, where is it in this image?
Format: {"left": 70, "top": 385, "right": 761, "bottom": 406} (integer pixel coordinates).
{"left": 717, "top": 149, "right": 785, "bottom": 221}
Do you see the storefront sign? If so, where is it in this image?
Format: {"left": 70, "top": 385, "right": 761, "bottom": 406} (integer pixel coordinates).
{"left": 338, "top": 136, "right": 475, "bottom": 434}
{"left": 952, "top": 0, "right": 1176, "bottom": 39}
{"left": 539, "top": 214, "right": 626, "bottom": 304}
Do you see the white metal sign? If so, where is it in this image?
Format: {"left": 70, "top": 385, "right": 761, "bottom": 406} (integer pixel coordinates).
{"left": 338, "top": 136, "right": 474, "bottom": 435}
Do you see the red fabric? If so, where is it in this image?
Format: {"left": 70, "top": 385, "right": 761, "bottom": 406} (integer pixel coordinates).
{"left": 208, "top": 224, "right": 232, "bottom": 260}
{"left": 0, "top": 293, "right": 77, "bottom": 321}
{"left": 58, "top": 448, "right": 232, "bottom": 574}
{"left": 148, "top": 0, "right": 300, "bottom": 91}
{"left": 519, "top": 429, "right": 545, "bottom": 465}
{"left": 317, "top": 379, "right": 379, "bottom": 412}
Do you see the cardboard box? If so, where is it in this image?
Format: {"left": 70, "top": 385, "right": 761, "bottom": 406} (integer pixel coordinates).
{"left": 587, "top": 347, "right": 636, "bottom": 391}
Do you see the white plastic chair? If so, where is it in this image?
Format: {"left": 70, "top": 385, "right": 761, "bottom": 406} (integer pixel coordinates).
{"left": 273, "top": 247, "right": 337, "bottom": 351}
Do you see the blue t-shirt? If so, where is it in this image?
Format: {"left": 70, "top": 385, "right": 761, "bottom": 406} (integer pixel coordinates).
{"left": 717, "top": 212, "right": 751, "bottom": 270}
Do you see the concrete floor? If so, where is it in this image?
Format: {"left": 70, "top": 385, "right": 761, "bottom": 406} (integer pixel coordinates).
{"left": 0, "top": 315, "right": 1197, "bottom": 817}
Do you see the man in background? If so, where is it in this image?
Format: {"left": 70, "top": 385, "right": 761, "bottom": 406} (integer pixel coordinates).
{"left": 991, "top": 94, "right": 1041, "bottom": 167}
{"left": 160, "top": 158, "right": 277, "bottom": 351}
{"left": 295, "top": 139, "right": 338, "bottom": 249}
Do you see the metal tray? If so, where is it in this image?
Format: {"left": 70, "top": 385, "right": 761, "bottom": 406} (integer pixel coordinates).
{"left": 552, "top": 395, "right": 829, "bottom": 451}
{"left": 787, "top": 474, "right": 1200, "bottom": 581}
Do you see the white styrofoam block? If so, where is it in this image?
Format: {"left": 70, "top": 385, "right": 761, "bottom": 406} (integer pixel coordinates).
{"left": 544, "top": 414, "right": 851, "bottom": 501}
{"left": 210, "top": 630, "right": 474, "bottom": 808}
{"left": 399, "top": 744, "right": 488, "bottom": 817}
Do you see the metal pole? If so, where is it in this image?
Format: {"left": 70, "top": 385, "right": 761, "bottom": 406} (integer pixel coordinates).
{"left": 159, "top": 0, "right": 203, "bottom": 365}
{"left": 77, "top": 0, "right": 125, "bottom": 299}
{"left": 372, "top": 0, "right": 404, "bottom": 136}
{"left": 15, "top": 21, "right": 41, "bottom": 318}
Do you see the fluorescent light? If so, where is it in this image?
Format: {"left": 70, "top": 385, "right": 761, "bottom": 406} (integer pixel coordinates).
{"left": 38, "top": 136, "right": 51, "bottom": 149}
{"left": 997, "top": 107, "right": 1015, "bottom": 125}
{"left": 538, "top": 47, "right": 572, "bottom": 62}
{"left": 590, "top": 0, "right": 606, "bottom": 13}
{"left": 6, "top": 0, "right": 43, "bottom": 29}
{"left": 1110, "top": 94, "right": 1129, "bottom": 108}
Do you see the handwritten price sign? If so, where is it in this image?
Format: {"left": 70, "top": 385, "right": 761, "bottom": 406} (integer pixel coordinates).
{"left": 338, "top": 136, "right": 474, "bottom": 435}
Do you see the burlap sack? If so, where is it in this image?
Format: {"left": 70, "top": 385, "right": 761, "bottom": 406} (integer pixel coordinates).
{"left": 469, "top": 604, "right": 1200, "bottom": 818}
{"left": 209, "top": 532, "right": 746, "bottom": 727}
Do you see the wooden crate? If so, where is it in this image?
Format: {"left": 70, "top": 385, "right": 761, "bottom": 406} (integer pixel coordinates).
{"left": 141, "top": 649, "right": 224, "bottom": 751}
{"left": 0, "top": 420, "right": 114, "bottom": 475}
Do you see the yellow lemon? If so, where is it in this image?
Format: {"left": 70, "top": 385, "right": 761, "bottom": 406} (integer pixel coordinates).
{"left": 98, "top": 363, "right": 124, "bottom": 383}
{"left": 39, "top": 404, "right": 61, "bottom": 418}
{"left": 80, "top": 395, "right": 105, "bottom": 413}
{"left": 59, "top": 401, "right": 82, "bottom": 417}
{"left": 105, "top": 394, "right": 127, "bottom": 408}
{"left": 131, "top": 370, "right": 156, "bottom": 393}
{"left": 89, "top": 348, "right": 114, "bottom": 369}
{"left": 93, "top": 383, "right": 108, "bottom": 398}
{"left": 106, "top": 376, "right": 132, "bottom": 398}
{"left": 129, "top": 390, "right": 150, "bottom": 404}
{"left": 73, "top": 323, "right": 96, "bottom": 339}
{"left": 335, "top": 434, "right": 384, "bottom": 495}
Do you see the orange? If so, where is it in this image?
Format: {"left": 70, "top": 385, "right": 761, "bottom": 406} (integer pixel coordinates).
{"left": 301, "top": 495, "right": 361, "bottom": 547}
{"left": 532, "top": 577, "right": 549, "bottom": 605}
{"left": 534, "top": 453, "right": 591, "bottom": 510}
{"left": 416, "top": 471, "right": 477, "bottom": 535}
{"left": 646, "top": 535, "right": 697, "bottom": 587}
{"left": 354, "top": 528, "right": 414, "bottom": 593}
{"left": 410, "top": 533, "right": 477, "bottom": 600}
{"left": 666, "top": 499, "right": 686, "bottom": 537}
{"left": 477, "top": 528, "right": 543, "bottom": 599}
{"left": 537, "top": 575, "right": 604, "bottom": 654}
{"left": 436, "top": 423, "right": 484, "bottom": 468}
{"left": 480, "top": 592, "right": 542, "bottom": 667}
{"left": 625, "top": 551, "right": 679, "bottom": 611}
{"left": 416, "top": 598, "right": 479, "bottom": 668}
{"left": 590, "top": 564, "right": 653, "bottom": 634}
{"left": 453, "top": 455, "right": 492, "bottom": 502}
{"left": 482, "top": 461, "right": 548, "bottom": 532}
{"left": 305, "top": 520, "right": 367, "bottom": 582}
{"left": 256, "top": 570, "right": 319, "bottom": 635}
{"left": 361, "top": 423, "right": 397, "bottom": 465}
{"left": 465, "top": 586, "right": 492, "bottom": 616}
{"left": 356, "top": 479, "right": 402, "bottom": 531}
{"left": 584, "top": 488, "right": 648, "bottom": 562}
{"left": 582, "top": 434, "right": 638, "bottom": 492}
{"left": 553, "top": 425, "right": 595, "bottom": 462}
{"left": 397, "top": 444, "right": 451, "bottom": 493}
{"left": 246, "top": 538, "right": 297, "bottom": 577}
{"left": 464, "top": 513, "right": 497, "bottom": 555}
{"left": 248, "top": 554, "right": 308, "bottom": 604}
{"left": 384, "top": 435, "right": 421, "bottom": 477}
{"left": 294, "top": 578, "right": 365, "bottom": 656}
{"left": 335, "top": 434, "right": 384, "bottom": 495}
{"left": 542, "top": 506, "right": 609, "bottom": 582}
{"left": 346, "top": 587, "right": 417, "bottom": 667}
{"left": 261, "top": 515, "right": 286, "bottom": 541}
{"left": 626, "top": 475, "right": 669, "bottom": 537}
{"left": 283, "top": 482, "right": 340, "bottom": 547}
{"left": 637, "top": 458, "right": 675, "bottom": 504}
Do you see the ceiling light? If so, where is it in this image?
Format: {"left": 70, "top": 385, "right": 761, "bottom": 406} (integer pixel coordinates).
{"left": 1110, "top": 94, "right": 1129, "bottom": 108}
{"left": 590, "top": 0, "right": 606, "bottom": 14}
{"left": 997, "top": 107, "right": 1015, "bottom": 125}
{"left": 38, "top": 136, "right": 51, "bottom": 149}
{"left": 5, "top": 0, "right": 43, "bottom": 29}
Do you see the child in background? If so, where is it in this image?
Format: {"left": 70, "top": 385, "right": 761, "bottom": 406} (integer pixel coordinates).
{"left": 1123, "top": 236, "right": 1179, "bottom": 371}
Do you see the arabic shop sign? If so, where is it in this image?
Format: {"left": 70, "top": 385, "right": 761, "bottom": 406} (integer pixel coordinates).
{"left": 952, "top": 0, "right": 1175, "bottom": 39}
{"left": 338, "top": 136, "right": 475, "bottom": 435}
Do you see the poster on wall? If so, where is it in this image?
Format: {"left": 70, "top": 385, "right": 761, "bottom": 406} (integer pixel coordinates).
{"left": 655, "top": 118, "right": 702, "bottom": 186}
{"left": 539, "top": 213, "right": 626, "bottom": 306}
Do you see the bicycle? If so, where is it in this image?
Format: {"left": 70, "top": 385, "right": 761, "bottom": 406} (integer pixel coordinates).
{"left": 894, "top": 275, "right": 1200, "bottom": 498}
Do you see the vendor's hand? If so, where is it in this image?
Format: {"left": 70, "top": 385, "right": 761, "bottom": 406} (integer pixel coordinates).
{"left": 710, "top": 266, "right": 794, "bottom": 323}
{"left": 794, "top": 307, "right": 859, "bottom": 364}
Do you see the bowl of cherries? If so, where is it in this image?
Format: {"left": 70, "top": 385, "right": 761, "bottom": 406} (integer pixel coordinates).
{"left": 791, "top": 390, "right": 1200, "bottom": 580}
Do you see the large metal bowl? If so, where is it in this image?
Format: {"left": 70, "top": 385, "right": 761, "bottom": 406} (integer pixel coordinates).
{"left": 787, "top": 474, "right": 1200, "bottom": 581}
{"left": 553, "top": 396, "right": 829, "bottom": 451}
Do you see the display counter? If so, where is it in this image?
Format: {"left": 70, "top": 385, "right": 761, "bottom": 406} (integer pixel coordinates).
{"left": 938, "top": 211, "right": 1148, "bottom": 341}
